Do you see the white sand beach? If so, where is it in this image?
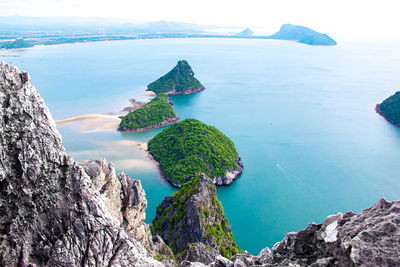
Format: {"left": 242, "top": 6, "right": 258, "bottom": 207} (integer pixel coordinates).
{"left": 56, "top": 114, "right": 121, "bottom": 133}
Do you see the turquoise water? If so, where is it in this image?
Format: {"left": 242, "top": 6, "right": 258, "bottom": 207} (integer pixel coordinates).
{"left": 3, "top": 38, "right": 400, "bottom": 254}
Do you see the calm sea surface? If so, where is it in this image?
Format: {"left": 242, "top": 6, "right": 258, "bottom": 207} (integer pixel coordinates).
{"left": 3, "top": 38, "right": 400, "bottom": 254}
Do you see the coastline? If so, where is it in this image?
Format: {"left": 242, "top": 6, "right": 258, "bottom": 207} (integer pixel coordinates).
{"left": 56, "top": 113, "right": 120, "bottom": 123}
{"left": 375, "top": 104, "right": 400, "bottom": 127}
{"left": 118, "top": 116, "right": 179, "bottom": 133}
{"left": 164, "top": 86, "right": 205, "bottom": 95}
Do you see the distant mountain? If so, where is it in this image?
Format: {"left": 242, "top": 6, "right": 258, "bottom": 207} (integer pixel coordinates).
{"left": 0, "top": 16, "right": 204, "bottom": 34}
{"left": 268, "top": 24, "right": 337, "bottom": 46}
{"left": 237, "top": 28, "right": 253, "bottom": 36}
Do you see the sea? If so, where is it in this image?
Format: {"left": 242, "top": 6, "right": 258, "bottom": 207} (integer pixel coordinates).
{"left": 2, "top": 38, "right": 400, "bottom": 254}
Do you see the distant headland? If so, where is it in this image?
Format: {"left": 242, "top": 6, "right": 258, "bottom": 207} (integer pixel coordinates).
{"left": 267, "top": 24, "right": 337, "bottom": 46}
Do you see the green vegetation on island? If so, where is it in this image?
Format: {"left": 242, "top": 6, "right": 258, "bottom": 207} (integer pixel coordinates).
{"left": 151, "top": 174, "right": 242, "bottom": 262}
{"left": 118, "top": 93, "right": 178, "bottom": 132}
{"left": 377, "top": 91, "right": 400, "bottom": 126}
{"left": 147, "top": 60, "right": 205, "bottom": 95}
{"left": 0, "top": 38, "right": 34, "bottom": 49}
{"left": 148, "top": 118, "right": 242, "bottom": 187}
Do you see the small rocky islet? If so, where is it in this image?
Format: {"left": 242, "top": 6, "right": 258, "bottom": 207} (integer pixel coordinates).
{"left": 1, "top": 63, "right": 400, "bottom": 266}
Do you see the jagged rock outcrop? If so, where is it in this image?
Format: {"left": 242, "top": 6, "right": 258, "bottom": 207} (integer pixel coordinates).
{"left": 0, "top": 62, "right": 162, "bottom": 266}
{"left": 79, "top": 159, "right": 153, "bottom": 249}
{"left": 152, "top": 174, "right": 241, "bottom": 264}
{"left": 210, "top": 198, "right": 400, "bottom": 267}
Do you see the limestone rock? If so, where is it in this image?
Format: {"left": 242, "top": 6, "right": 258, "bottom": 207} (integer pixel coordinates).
{"left": 0, "top": 62, "right": 162, "bottom": 266}
{"left": 179, "top": 243, "right": 220, "bottom": 264}
{"left": 79, "top": 159, "right": 153, "bottom": 249}
{"left": 223, "top": 198, "right": 400, "bottom": 267}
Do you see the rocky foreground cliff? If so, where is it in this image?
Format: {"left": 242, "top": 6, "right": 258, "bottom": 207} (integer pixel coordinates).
{"left": 1, "top": 62, "right": 399, "bottom": 267}
{"left": 0, "top": 62, "right": 168, "bottom": 266}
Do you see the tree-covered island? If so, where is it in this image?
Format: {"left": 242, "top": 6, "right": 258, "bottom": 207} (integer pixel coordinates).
{"left": 148, "top": 118, "right": 243, "bottom": 187}
{"left": 118, "top": 93, "right": 179, "bottom": 132}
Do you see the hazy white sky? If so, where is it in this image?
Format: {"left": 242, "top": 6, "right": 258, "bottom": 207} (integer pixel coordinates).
{"left": 1, "top": 0, "right": 400, "bottom": 41}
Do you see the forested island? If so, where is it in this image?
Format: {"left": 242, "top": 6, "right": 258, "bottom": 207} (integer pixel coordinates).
{"left": 376, "top": 91, "right": 400, "bottom": 126}
{"left": 148, "top": 118, "right": 243, "bottom": 187}
{"left": 118, "top": 93, "right": 179, "bottom": 132}
{"left": 147, "top": 60, "right": 205, "bottom": 95}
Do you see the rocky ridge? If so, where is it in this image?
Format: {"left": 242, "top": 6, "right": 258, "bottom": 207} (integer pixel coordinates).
{"left": 0, "top": 62, "right": 163, "bottom": 266}
{"left": 203, "top": 198, "right": 400, "bottom": 267}
{"left": 152, "top": 174, "right": 241, "bottom": 264}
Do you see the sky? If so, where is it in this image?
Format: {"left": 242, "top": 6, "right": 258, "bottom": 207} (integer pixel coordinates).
{"left": 1, "top": 0, "right": 400, "bottom": 41}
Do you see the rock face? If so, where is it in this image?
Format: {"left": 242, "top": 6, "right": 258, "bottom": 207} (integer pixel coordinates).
{"left": 0, "top": 62, "right": 162, "bottom": 266}
{"left": 209, "top": 198, "right": 400, "bottom": 267}
{"left": 79, "top": 159, "right": 153, "bottom": 249}
{"left": 268, "top": 24, "right": 337, "bottom": 46}
{"left": 152, "top": 174, "right": 241, "bottom": 264}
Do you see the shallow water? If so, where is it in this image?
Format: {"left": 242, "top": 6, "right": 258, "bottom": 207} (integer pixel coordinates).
{"left": 4, "top": 38, "right": 400, "bottom": 254}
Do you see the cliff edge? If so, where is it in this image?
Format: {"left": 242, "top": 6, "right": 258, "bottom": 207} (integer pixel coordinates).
{"left": 0, "top": 62, "right": 163, "bottom": 266}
